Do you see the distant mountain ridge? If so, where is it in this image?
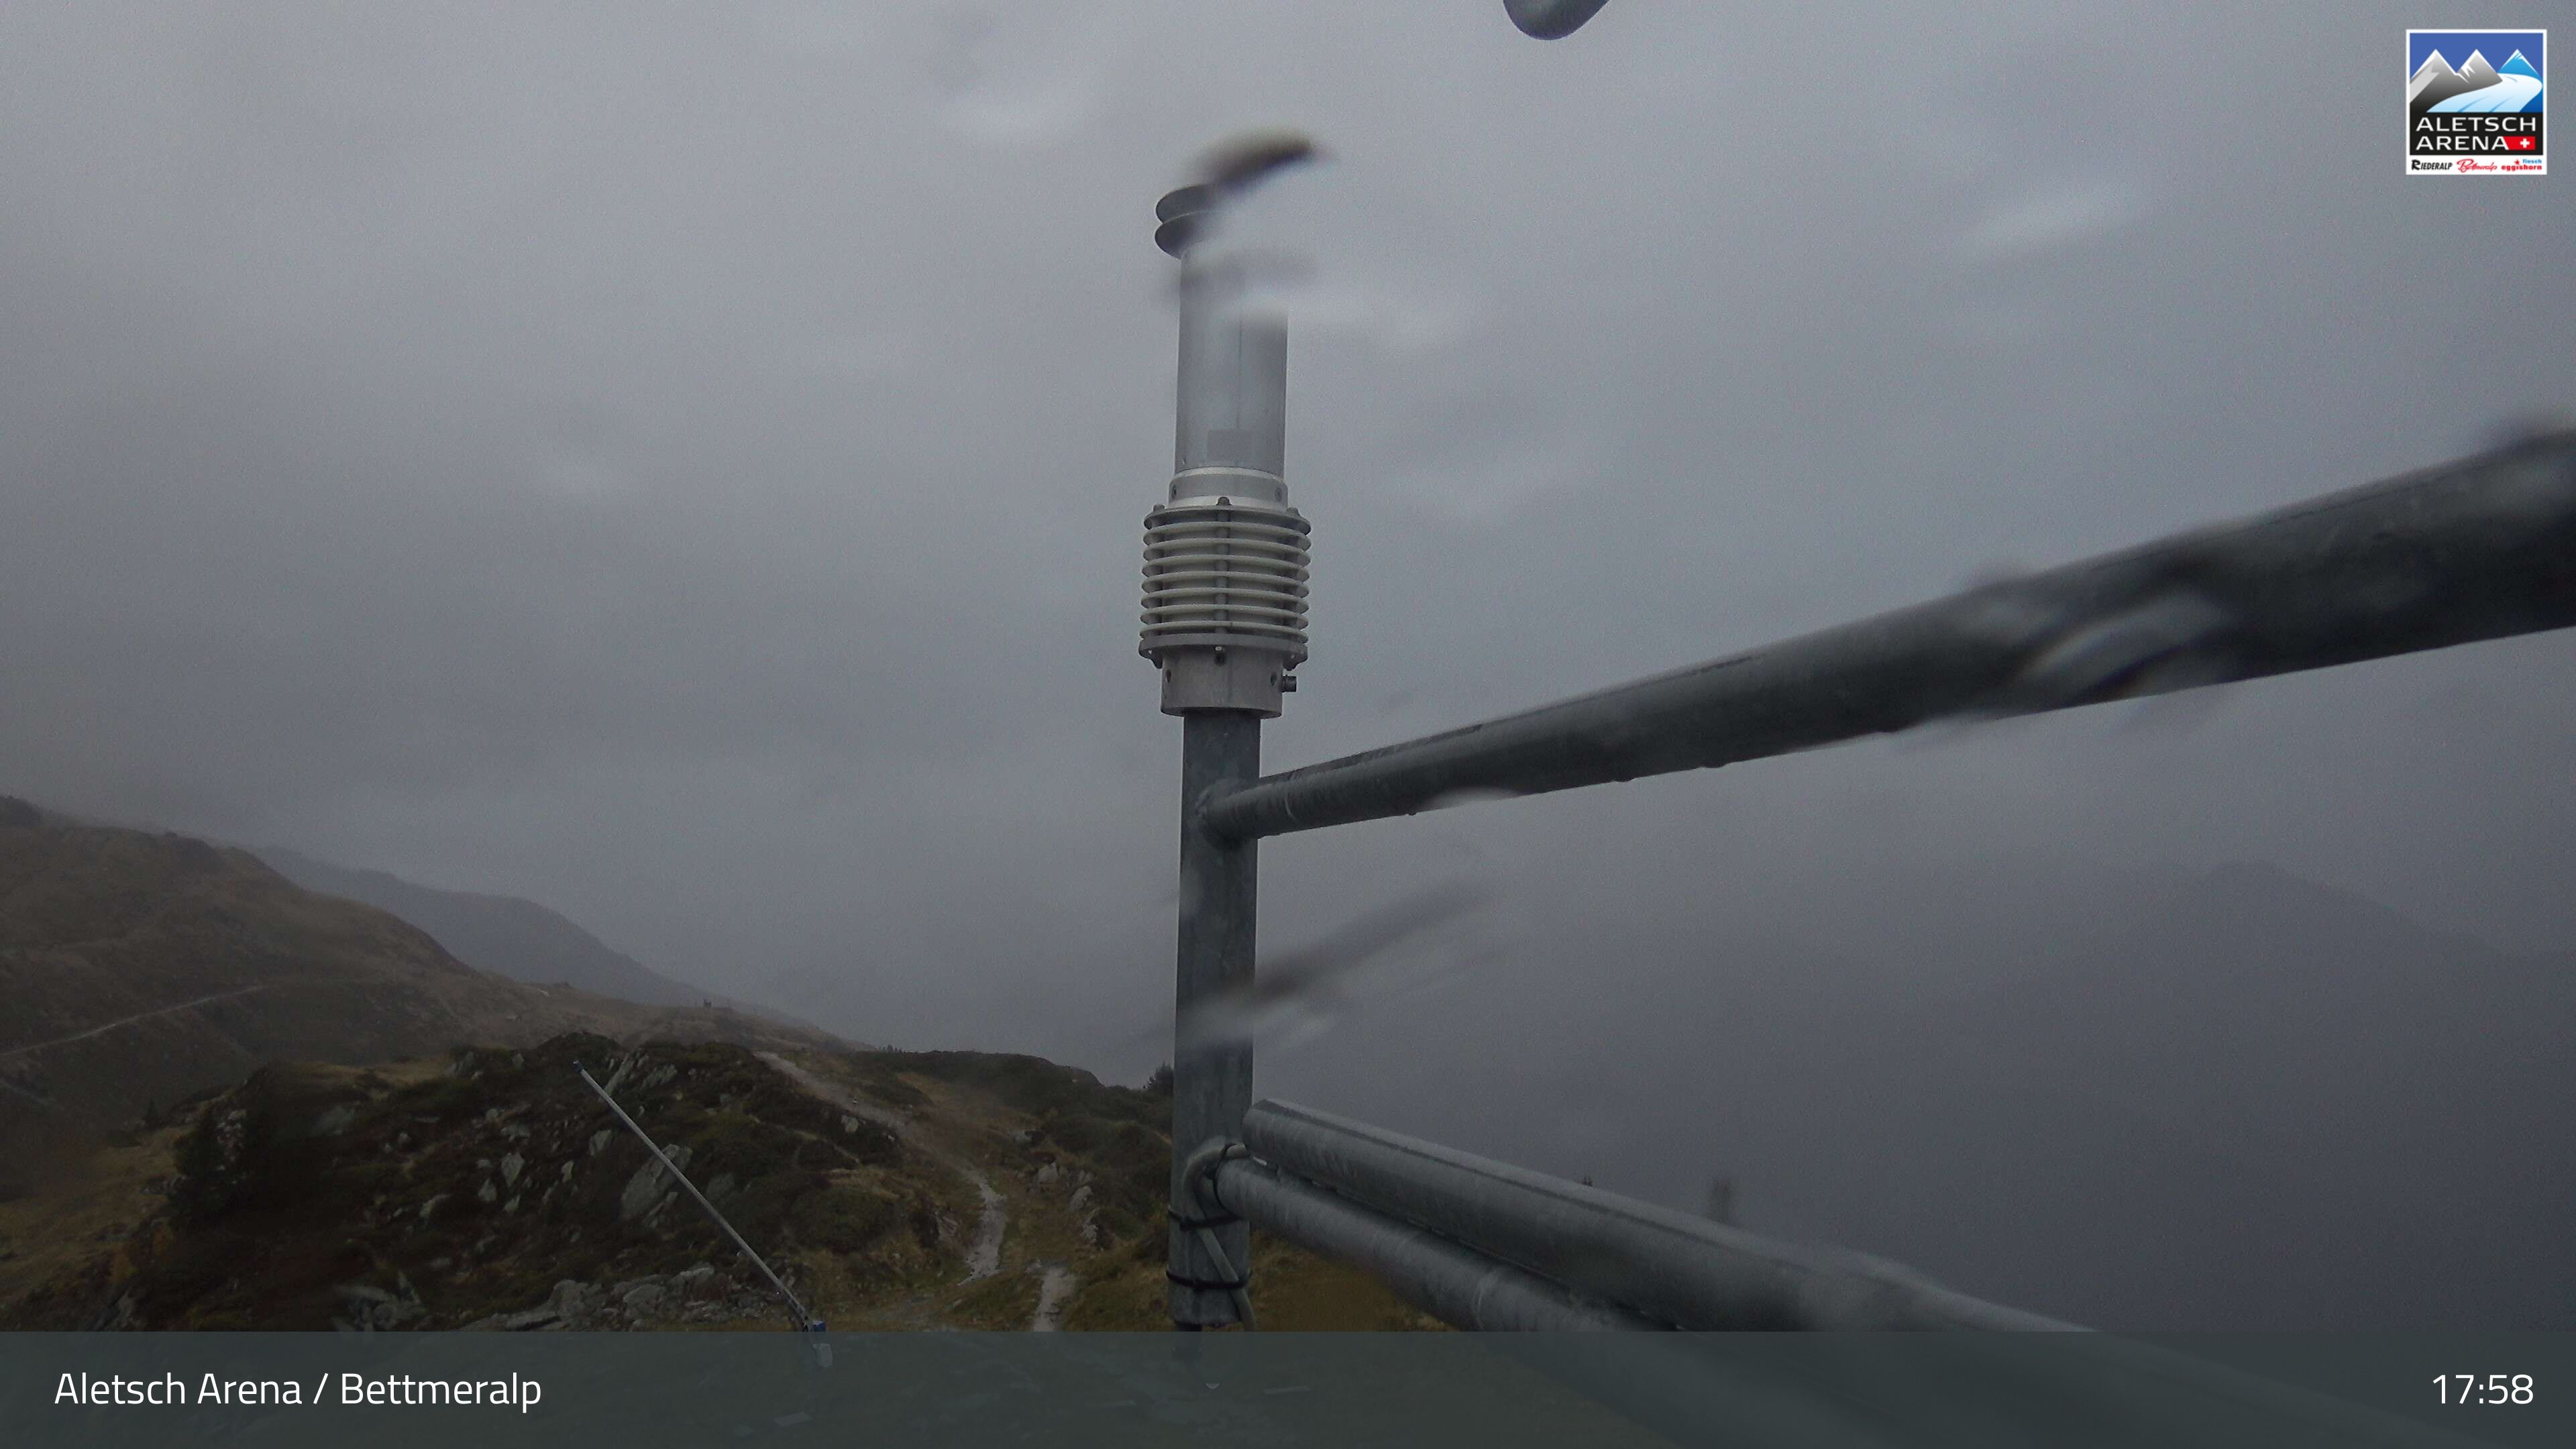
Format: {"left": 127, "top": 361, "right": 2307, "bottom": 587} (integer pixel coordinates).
{"left": 0, "top": 801, "right": 844, "bottom": 1148}
{"left": 254, "top": 847, "right": 713, "bottom": 1010}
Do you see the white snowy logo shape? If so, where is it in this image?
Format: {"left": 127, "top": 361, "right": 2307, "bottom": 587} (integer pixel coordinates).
{"left": 2410, "top": 47, "right": 2544, "bottom": 114}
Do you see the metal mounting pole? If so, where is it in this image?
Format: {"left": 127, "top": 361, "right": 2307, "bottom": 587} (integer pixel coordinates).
{"left": 1140, "top": 182, "right": 1311, "bottom": 1328}
{"left": 1170, "top": 714, "right": 1259, "bottom": 1327}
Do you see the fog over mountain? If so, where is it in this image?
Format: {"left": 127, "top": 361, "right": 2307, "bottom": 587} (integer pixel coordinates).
{"left": 1250, "top": 853, "right": 2576, "bottom": 1329}
{"left": 256, "top": 845, "right": 718, "bottom": 1010}
{"left": 0, "top": 806, "right": 841, "bottom": 1144}
{"left": 2, "top": 3, "right": 2571, "bottom": 1330}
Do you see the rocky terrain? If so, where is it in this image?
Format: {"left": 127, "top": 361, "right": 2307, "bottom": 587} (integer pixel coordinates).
{"left": 0, "top": 798, "right": 1431, "bottom": 1332}
{"left": 0, "top": 1030, "right": 1432, "bottom": 1332}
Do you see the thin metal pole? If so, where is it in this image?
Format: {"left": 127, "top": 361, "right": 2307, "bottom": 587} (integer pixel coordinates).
{"left": 1168, "top": 712, "right": 1260, "bottom": 1328}
{"left": 574, "top": 1063, "right": 821, "bottom": 1332}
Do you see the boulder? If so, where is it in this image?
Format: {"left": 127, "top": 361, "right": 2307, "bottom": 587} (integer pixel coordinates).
{"left": 464, "top": 1305, "right": 560, "bottom": 1332}
{"left": 617, "top": 1148, "right": 692, "bottom": 1222}
{"left": 371, "top": 1299, "right": 426, "bottom": 1330}
{"left": 547, "top": 1279, "right": 605, "bottom": 1324}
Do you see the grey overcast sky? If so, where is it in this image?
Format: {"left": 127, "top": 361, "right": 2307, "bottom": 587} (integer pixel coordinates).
{"left": 3, "top": 0, "right": 2571, "bottom": 1101}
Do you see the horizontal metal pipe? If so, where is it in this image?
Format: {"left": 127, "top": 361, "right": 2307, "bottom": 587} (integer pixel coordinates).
{"left": 1205, "top": 1157, "right": 1660, "bottom": 1330}
{"left": 1242, "top": 1099, "right": 2074, "bottom": 1332}
{"left": 1222, "top": 1112, "right": 2474, "bottom": 1442}
{"left": 1205, "top": 432, "right": 2576, "bottom": 839}
{"left": 1210, "top": 1157, "right": 2342, "bottom": 1443}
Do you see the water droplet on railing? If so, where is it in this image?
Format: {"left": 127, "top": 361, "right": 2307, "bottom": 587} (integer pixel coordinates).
{"left": 1424, "top": 787, "right": 1522, "bottom": 814}
{"left": 2002, "top": 589, "right": 2236, "bottom": 710}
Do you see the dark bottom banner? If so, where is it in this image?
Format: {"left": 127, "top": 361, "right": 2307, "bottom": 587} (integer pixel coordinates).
{"left": 3, "top": 1331, "right": 2569, "bottom": 1448}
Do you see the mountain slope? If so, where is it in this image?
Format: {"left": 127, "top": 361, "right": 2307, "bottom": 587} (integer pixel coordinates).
{"left": 256, "top": 847, "right": 711, "bottom": 1010}
{"left": 0, "top": 1032, "right": 1430, "bottom": 1332}
{"left": 0, "top": 798, "right": 1421, "bottom": 1332}
{"left": 0, "top": 802, "right": 841, "bottom": 1150}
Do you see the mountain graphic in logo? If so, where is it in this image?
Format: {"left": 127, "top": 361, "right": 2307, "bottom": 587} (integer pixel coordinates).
{"left": 2408, "top": 29, "right": 2546, "bottom": 174}
{"left": 2409, "top": 46, "right": 2545, "bottom": 118}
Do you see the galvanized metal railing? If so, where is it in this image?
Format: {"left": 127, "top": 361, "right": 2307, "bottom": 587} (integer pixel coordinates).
{"left": 1112, "top": 12, "right": 2573, "bottom": 1446}
{"left": 1151, "top": 426, "right": 2575, "bottom": 1336}
{"left": 1208, "top": 1102, "right": 2077, "bottom": 1332}
{"left": 1133, "top": 0, "right": 2576, "bottom": 1371}
{"left": 1203, "top": 435, "right": 2576, "bottom": 843}
{"left": 1134, "top": 414, "right": 2575, "bottom": 1449}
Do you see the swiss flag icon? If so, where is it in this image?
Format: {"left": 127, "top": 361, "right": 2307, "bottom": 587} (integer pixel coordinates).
{"left": 2504, "top": 136, "right": 2538, "bottom": 152}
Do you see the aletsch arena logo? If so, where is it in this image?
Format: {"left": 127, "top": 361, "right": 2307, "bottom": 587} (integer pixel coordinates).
{"left": 2408, "top": 29, "right": 2546, "bottom": 175}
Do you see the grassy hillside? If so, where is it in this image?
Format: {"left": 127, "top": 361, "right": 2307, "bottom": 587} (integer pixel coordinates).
{"left": 0, "top": 803, "right": 844, "bottom": 1155}
{"left": 1, "top": 1034, "right": 1433, "bottom": 1332}
{"left": 0, "top": 799, "right": 1428, "bottom": 1332}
